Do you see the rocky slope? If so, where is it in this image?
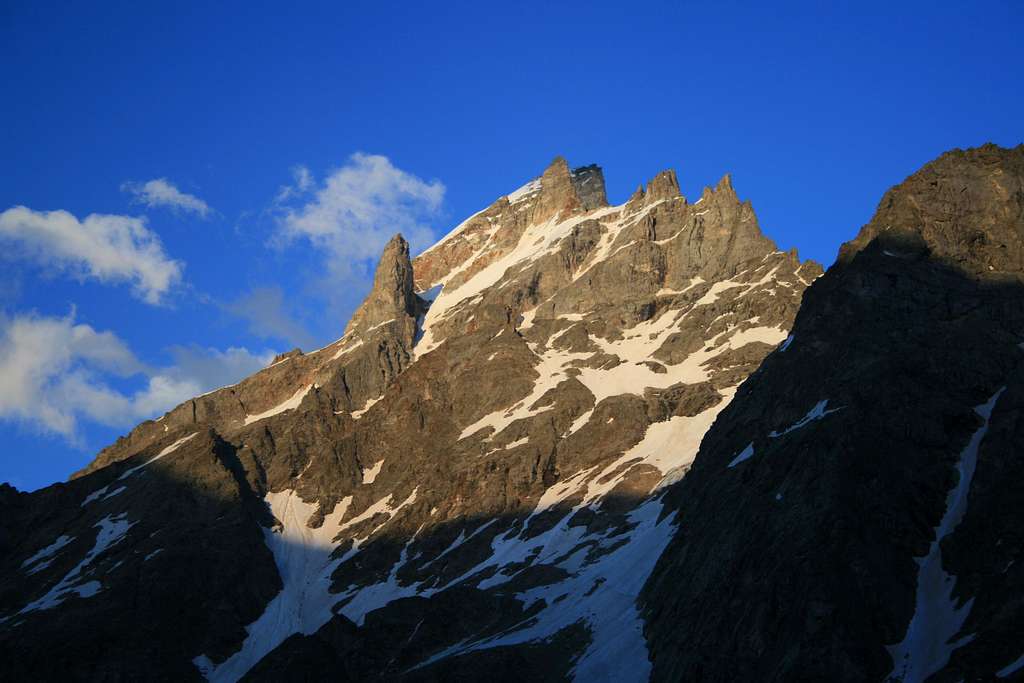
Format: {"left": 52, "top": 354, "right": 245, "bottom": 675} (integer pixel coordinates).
{"left": 2, "top": 145, "right": 1021, "bottom": 682}
{"left": 1, "top": 154, "right": 816, "bottom": 681}
{"left": 643, "top": 143, "right": 1024, "bottom": 682}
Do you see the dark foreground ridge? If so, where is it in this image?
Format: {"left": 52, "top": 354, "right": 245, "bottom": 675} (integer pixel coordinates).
{"left": 2, "top": 145, "right": 1023, "bottom": 682}
{"left": 643, "top": 143, "right": 1024, "bottom": 682}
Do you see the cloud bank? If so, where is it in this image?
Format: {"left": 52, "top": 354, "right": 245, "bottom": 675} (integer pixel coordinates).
{"left": 0, "top": 310, "right": 273, "bottom": 441}
{"left": 0, "top": 206, "right": 183, "bottom": 304}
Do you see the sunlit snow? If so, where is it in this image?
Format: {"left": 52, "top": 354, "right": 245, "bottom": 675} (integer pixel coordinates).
{"left": 244, "top": 385, "right": 313, "bottom": 425}
{"left": 361, "top": 459, "right": 384, "bottom": 485}
{"left": 118, "top": 432, "right": 198, "bottom": 480}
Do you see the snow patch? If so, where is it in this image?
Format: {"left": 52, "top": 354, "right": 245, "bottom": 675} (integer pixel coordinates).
{"left": 997, "top": 652, "right": 1024, "bottom": 678}
{"left": 567, "top": 409, "right": 594, "bottom": 435}
{"left": 424, "top": 520, "right": 499, "bottom": 568}
{"left": 577, "top": 323, "right": 786, "bottom": 405}
{"left": 727, "top": 443, "right": 755, "bottom": 468}
{"left": 462, "top": 307, "right": 784, "bottom": 443}
{"left": 887, "top": 388, "right": 1005, "bottom": 683}
{"left": 413, "top": 499, "right": 681, "bottom": 682}
{"left": 362, "top": 459, "right": 385, "bottom": 485}
{"left": 81, "top": 486, "right": 110, "bottom": 506}
{"left": 769, "top": 400, "right": 841, "bottom": 438}
{"left": 119, "top": 432, "right": 199, "bottom": 480}
{"left": 102, "top": 485, "right": 128, "bottom": 501}
{"left": 506, "top": 177, "right": 542, "bottom": 203}
{"left": 351, "top": 395, "right": 381, "bottom": 420}
{"left": 418, "top": 284, "right": 443, "bottom": 302}
{"left": 200, "top": 491, "right": 353, "bottom": 682}
{"left": 416, "top": 207, "right": 489, "bottom": 260}
{"left": 330, "top": 338, "right": 364, "bottom": 361}
{"left": 694, "top": 280, "right": 745, "bottom": 306}
{"left": 244, "top": 385, "right": 313, "bottom": 425}
{"left": 21, "top": 534, "right": 73, "bottom": 574}
{"left": 20, "top": 514, "right": 135, "bottom": 614}
{"left": 416, "top": 204, "right": 620, "bottom": 357}
{"left": 356, "top": 397, "right": 737, "bottom": 680}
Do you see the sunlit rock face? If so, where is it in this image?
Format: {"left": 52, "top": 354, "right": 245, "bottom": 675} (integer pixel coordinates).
{"left": 6, "top": 146, "right": 1022, "bottom": 683}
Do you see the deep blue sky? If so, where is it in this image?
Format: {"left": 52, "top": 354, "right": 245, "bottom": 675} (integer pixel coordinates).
{"left": 1, "top": 1, "right": 1021, "bottom": 490}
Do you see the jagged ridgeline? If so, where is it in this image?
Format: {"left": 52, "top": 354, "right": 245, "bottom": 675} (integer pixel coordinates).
{"left": 2, "top": 145, "right": 1023, "bottom": 682}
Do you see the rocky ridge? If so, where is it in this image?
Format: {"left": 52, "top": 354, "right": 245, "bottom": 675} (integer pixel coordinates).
{"left": 6, "top": 146, "right": 1021, "bottom": 682}
{"left": 1, "top": 153, "right": 818, "bottom": 681}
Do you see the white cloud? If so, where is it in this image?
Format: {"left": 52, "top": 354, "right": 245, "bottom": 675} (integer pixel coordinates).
{"left": 121, "top": 178, "right": 212, "bottom": 217}
{"left": 293, "top": 166, "right": 314, "bottom": 193}
{"left": 274, "top": 165, "right": 314, "bottom": 203}
{"left": 276, "top": 153, "right": 444, "bottom": 279}
{"left": 0, "top": 206, "right": 184, "bottom": 304}
{"left": 0, "top": 310, "right": 273, "bottom": 441}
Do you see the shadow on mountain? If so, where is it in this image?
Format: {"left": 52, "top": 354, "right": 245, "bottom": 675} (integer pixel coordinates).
{"left": 641, "top": 227, "right": 1024, "bottom": 682}
{"left": 4, "top": 233, "right": 1024, "bottom": 682}
{"left": 0, "top": 439, "right": 655, "bottom": 682}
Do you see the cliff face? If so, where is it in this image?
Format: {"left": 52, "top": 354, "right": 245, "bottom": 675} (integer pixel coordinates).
{"left": 643, "top": 144, "right": 1024, "bottom": 683}
{"left": 3, "top": 145, "right": 1022, "bottom": 683}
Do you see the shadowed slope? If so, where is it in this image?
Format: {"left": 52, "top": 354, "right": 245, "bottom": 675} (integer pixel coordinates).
{"left": 642, "top": 143, "right": 1024, "bottom": 682}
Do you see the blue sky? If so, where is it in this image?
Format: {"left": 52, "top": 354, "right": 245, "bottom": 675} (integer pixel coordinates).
{"left": 1, "top": 1, "right": 1021, "bottom": 490}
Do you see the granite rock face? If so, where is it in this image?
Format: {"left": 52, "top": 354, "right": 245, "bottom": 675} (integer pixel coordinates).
{"left": 2, "top": 145, "right": 1022, "bottom": 682}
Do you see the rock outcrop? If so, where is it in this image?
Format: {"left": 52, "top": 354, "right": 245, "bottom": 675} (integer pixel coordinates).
{"left": 344, "top": 234, "right": 424, "bottom": 335}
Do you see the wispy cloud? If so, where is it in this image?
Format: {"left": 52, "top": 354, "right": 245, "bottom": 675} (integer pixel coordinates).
{"left": 275, "top": 153, "right": 444, "bottom": 280}
{"left": 0, "top": 310, "right": 273, "bottom": 441}
{"left": 121, "top": 178, "right": 213, "bottom": 217}
{"left": 0, "top": 206, "right": 183, "bottom": 305}
{"left": 224, "top": 286, "right": 316, "bottom": 349}
{"left": 273, "top": 165, "right": 314, "bottom": 204}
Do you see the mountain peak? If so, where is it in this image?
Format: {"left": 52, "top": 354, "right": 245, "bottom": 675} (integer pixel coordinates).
{"left": 837, "top": 143, "right": 1024, "bottom": 278}
{"left": 646, "top": 169, "right": 681, "bottom": 202}
{"left": 525, "top": 156, "right": 607, "bottom": 221}
{"left": 570, "top": 163, "right": 608, "bottom": 210}
{"left": 344, "top": 233, "right": 422, "bottom": 335}
{"left": 544, "top": 155, "right": 570, "bottom": 175}
{"left": 715, "top": 172, "right": 734, "bottom": 194}
{"left": 535, "top": 155, "right": 581, "bottom": 222}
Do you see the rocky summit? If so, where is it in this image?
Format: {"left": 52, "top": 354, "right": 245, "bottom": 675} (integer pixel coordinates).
{"left": 2, "top": 146, "right": 1023, "bottom": 682}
